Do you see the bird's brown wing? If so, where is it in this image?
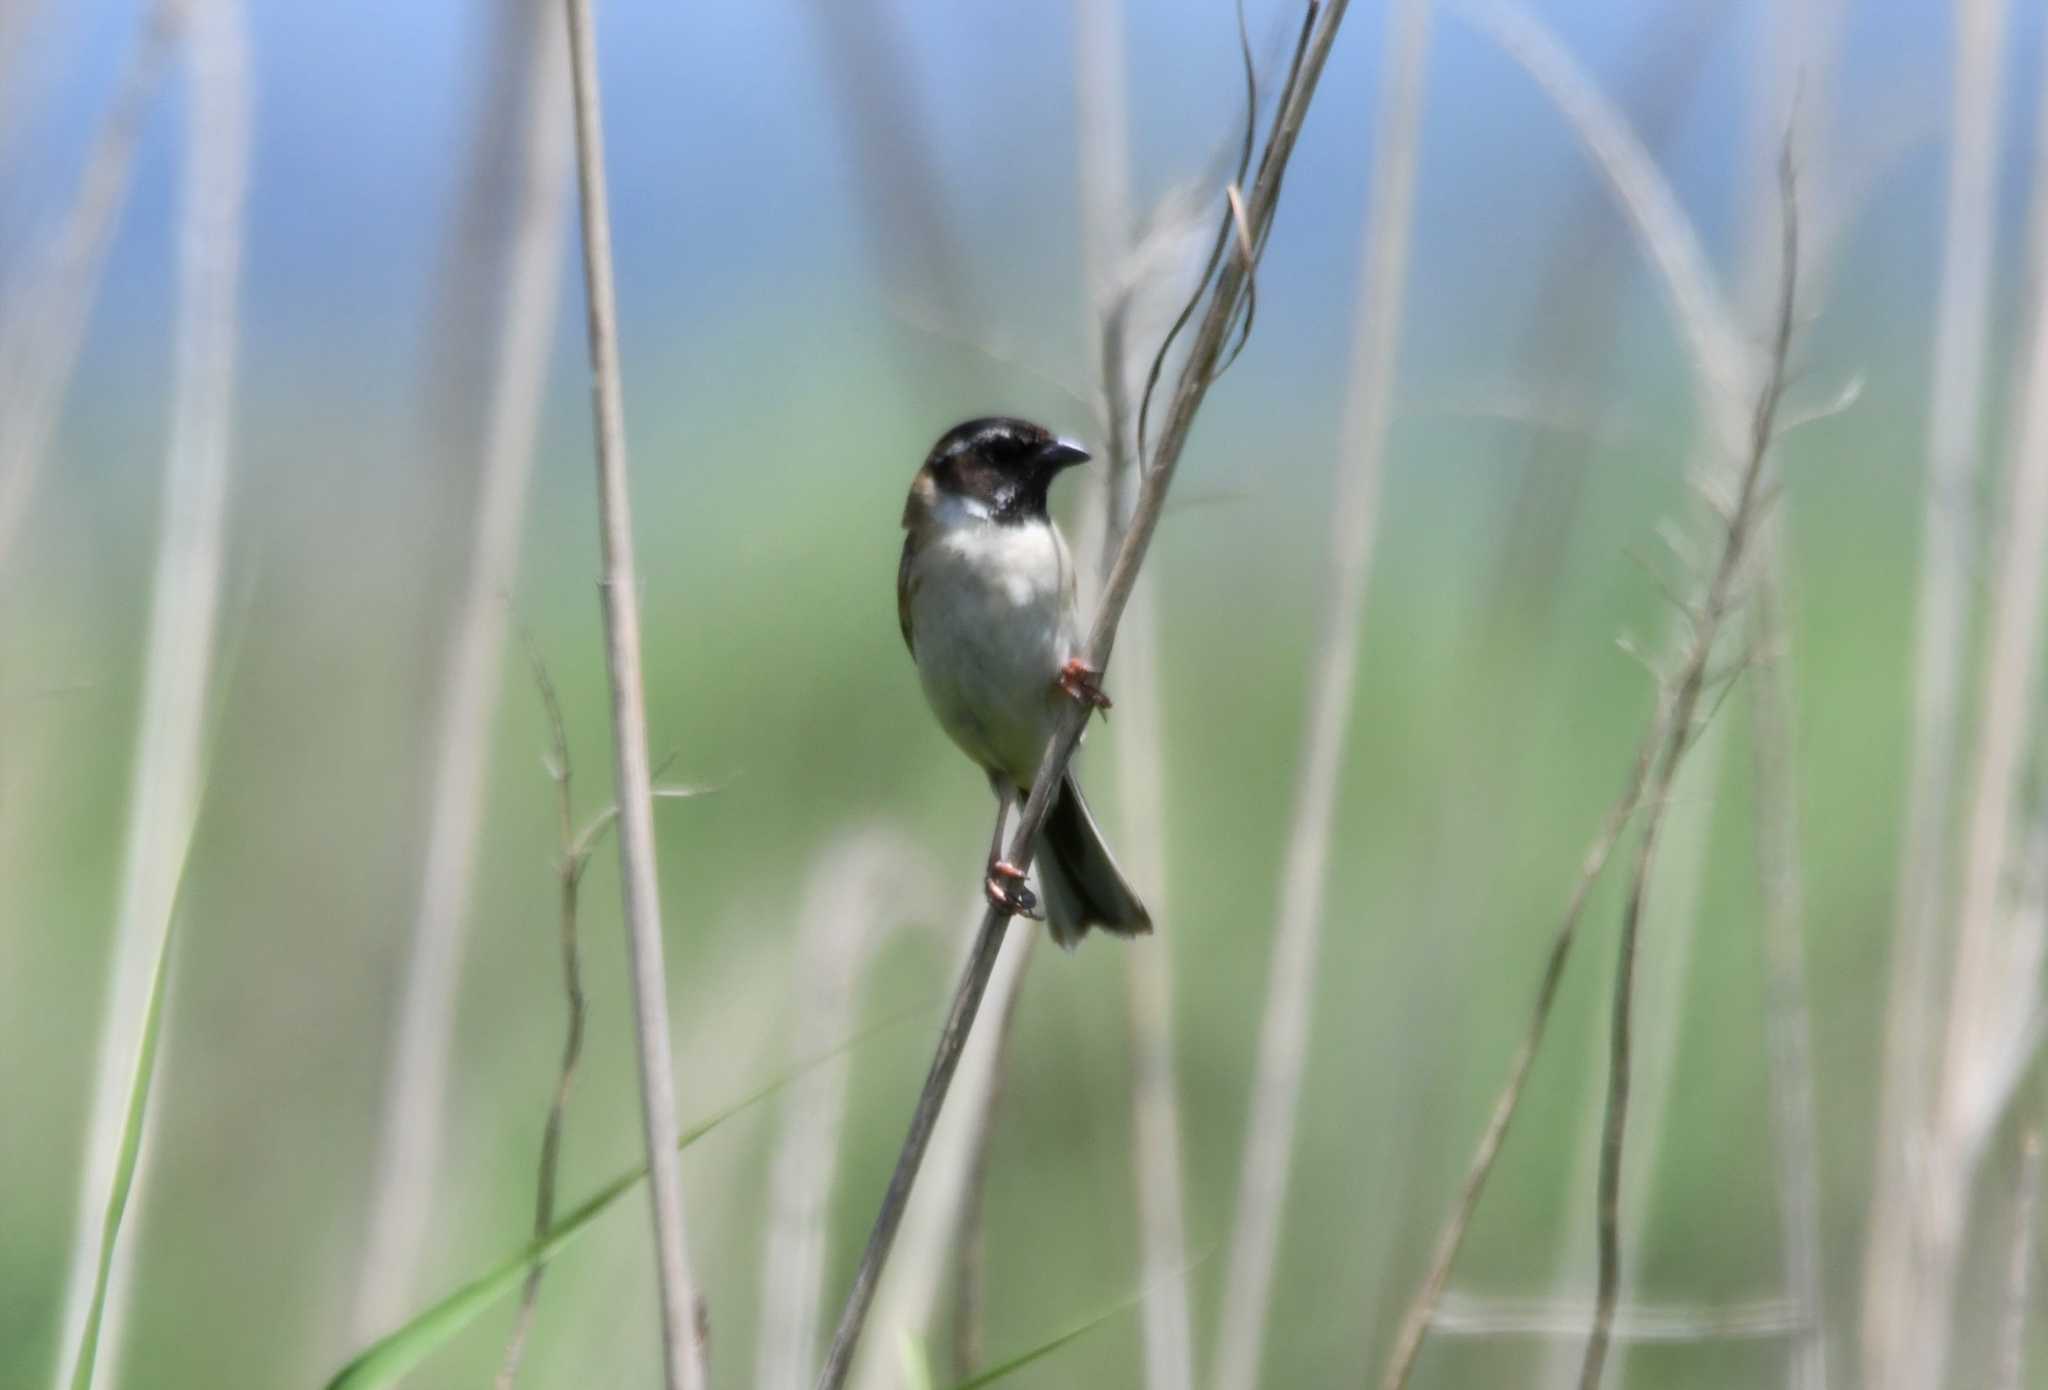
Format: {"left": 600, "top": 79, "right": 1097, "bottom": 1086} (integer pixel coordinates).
{"left": 896, "top": 533, "right": 917, "bottom": 656}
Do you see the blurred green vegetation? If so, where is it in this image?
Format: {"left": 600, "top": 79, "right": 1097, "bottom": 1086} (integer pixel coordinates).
{"left": 5, "top": 288, "right": 2007, "bottom": 1390}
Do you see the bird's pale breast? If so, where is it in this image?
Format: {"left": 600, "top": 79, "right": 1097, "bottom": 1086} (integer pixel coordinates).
{"left": 907, "top": 507, "right": 1075, "bottom": 786}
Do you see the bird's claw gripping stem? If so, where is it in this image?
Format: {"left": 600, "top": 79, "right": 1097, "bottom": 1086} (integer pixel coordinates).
{"left": 1056, "top": 658, "right": 1112, "bottom": 717}
{"left": 985, "top": 860, "right": 1040, "bottom": 919}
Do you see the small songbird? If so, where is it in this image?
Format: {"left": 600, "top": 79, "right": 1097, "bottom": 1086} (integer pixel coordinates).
{"left": 897, "top": 416, "right": 1152, "bottom": 949}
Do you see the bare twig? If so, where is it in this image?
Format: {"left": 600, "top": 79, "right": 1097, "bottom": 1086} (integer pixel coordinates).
{"left": 49, "top": 5, "right": 245, "bottom": 1385}
{"left": 560, "top": 1, "right": 707, "bottom": 1385}
{"left": 494, "top": 645, "right": 595, "bottom": 1390}
{"left": 813, "top": 8, "right": 1358, "bottom": 1383}
{"left": 350, "top": 0, "right": 573, "bottom": 1336}
{"left": 1212, "top": 6, "right": 1431, "bottom": 1389}
{"left": 1863, "top": 5, "right": 2015, "bottom": 1375}
{"left": 1576, "top": 147, "right": 1799, "bottom": 1390}
{"left": 0, "top": 0, "right": 181, "bottom": 569}
{"left": 754, "top": 833, "right": 946, "bottom": 1390}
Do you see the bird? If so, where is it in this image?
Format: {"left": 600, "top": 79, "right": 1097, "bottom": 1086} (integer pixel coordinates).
{"left": 896, "top": 416, "right": 1152, "bottom": 949}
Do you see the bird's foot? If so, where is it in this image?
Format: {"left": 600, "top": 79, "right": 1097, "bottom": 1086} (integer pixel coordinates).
{"left": 1055, "top": 658, "right": 1112, "bottom": 717}
{"left": 985, "top": 860, "right": 1040, "bottom": 919}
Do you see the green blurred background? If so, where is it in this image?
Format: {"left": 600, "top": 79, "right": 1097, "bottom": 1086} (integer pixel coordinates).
{"left": 2, "top": 0, "right": 2043, "bottom": 1386}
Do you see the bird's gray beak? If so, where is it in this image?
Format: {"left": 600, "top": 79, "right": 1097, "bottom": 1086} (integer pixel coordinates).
{"left": 1036, "top": 437, "right": 1092, "bottom": 471}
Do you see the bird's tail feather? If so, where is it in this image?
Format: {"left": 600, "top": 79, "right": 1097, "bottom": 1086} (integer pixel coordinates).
{"left": 1034, "top": 771, "right": 1151, "bottom": 950}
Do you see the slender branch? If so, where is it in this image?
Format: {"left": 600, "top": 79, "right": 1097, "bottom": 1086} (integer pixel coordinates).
{"left": 1213, "top": 6, "right": 1431, "bottom": 1389}
{"left": 559, "top": 2, "right": 707, "bottom": 1386}
{"left": 1862, "top": 4, "right": 2015, "bottom": 1376}
{"left": 495, "top": 645, "right": 594, "bottom": 1390}
{"left": 350, "top": 0, "right": 573, "bottom": 1334}
{"left": 1576, "top": 147, "right": 1799, "bottom": 1390}
{"left": 812, "top": 8, "right": 1357, "bottom": 1384}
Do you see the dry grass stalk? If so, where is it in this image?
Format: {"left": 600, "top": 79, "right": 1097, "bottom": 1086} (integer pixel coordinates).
{"left": 0, "top": 0, "right": 182, "bottom": 569}
{"left": 1379, "top": 10, "right": 1789, "bottom": 1383}
{"left": 1210, "top": 5, "right": 1431, "bottom": 1389}
{"left": 1574, "top": 143, "right": 1800, "bottom": 1390}
{"left": 1861, "top": 4, "right": 2015, "bottom": 1373}
{"left": 493, "top": 647, "right": 597, "bottom": 1390}
{"left": 350, "top": 0, "right": 573, "bottom": 1337}
{"left": 1070, "top": 3, "right": 1196, "bottom": 1385}
{"left": 1996, "top": 1127, "right": 2044, "bottom": 1390}
{"left": 813, "top": 6, "right": 1360, "bottom": 1381}
{"left": 47, "top": 4, "right": 246, "bottom": 1386}
{"left": 560, "top": 0, "right": 708, "bottom": 1383}
{"left": 1897, "top": 72, "right": 2048, "bottom": 1380}
{"left": 753, "top": 831, "right": 944, "bottom": 1390}
{"left": 844, "top": 923, "right": 1037, "bottom": 1390}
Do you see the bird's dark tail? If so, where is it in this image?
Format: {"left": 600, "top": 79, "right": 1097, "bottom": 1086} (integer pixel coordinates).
{"left": 1034, "top": 771, "right": 1151, "bottom": 950}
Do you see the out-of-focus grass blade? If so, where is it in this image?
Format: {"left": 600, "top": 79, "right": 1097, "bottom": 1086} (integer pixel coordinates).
{"left": 898, "top": 1331, "right": 937, "bottom": 1390}
{"left": 69, "top": 916, "right": 177, "bottom": 1390}
{"left": 324, "top": 1002, "right": 926, "bottom": 1390}
{"left": 942, "top": 1285, "right": 1146, "bottom": 1390}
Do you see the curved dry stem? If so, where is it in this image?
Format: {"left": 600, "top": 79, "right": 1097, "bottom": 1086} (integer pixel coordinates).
{"left": 1575, "top": 149, "right": 1799, "bottom": 1390}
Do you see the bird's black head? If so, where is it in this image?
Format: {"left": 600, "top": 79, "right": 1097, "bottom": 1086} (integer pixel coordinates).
{"left": 922, "top": 417, "right": 1091, "bottom": 524}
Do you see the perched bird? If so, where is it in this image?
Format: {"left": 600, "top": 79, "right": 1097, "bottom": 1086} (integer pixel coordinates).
{"left": 897, "top": 416, "right": 1152, "bottom": 948}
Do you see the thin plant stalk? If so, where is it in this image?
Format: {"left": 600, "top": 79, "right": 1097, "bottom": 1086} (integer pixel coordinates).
{"left": 1862, "top": 3, "right": 2014, "bottom": 1374}
{"left": 1534, "top": 726, "right": 1720, "bottom": 1390}
{"left": 560, "top": 1, "right": 708, "bottom": 1385}
{"left": 814, "top": 7, "right": 1359, "bottom": 1381}
{"left": 1071, "top": 2, "right": 1195, "bottom": 1382}
{"left": 1903, "top": 90, "right": 2048, "bottom": 1387}
{"left": 350, "top": 0, "right": 573, "bottom": 1336}
{"left": 1211, "top": 5, "right": 1431, "bottom": 1389}
{"left": 1380, "top": 15, "right": 1802, "bottom": 1375}
{"left": 494, "top": 648, "right": 595, "bottom": 1390}
{"left": 0, "top": 0, "right": 181, "bottom": 569}
{"left": 846, "top": 923, "right": 1037, "bottom": 1390}
{"left": 754, "top": 832, "right": 944, "bottom": 1390}
{"left": 49, "top": 3, "right": 246, "bottom": 1384}
{"left": 1576, "top": 153, "right": 1800, "bottom": 1390}
{"left": 947, "top": 964, "right": 1032, "bottom": 1381}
